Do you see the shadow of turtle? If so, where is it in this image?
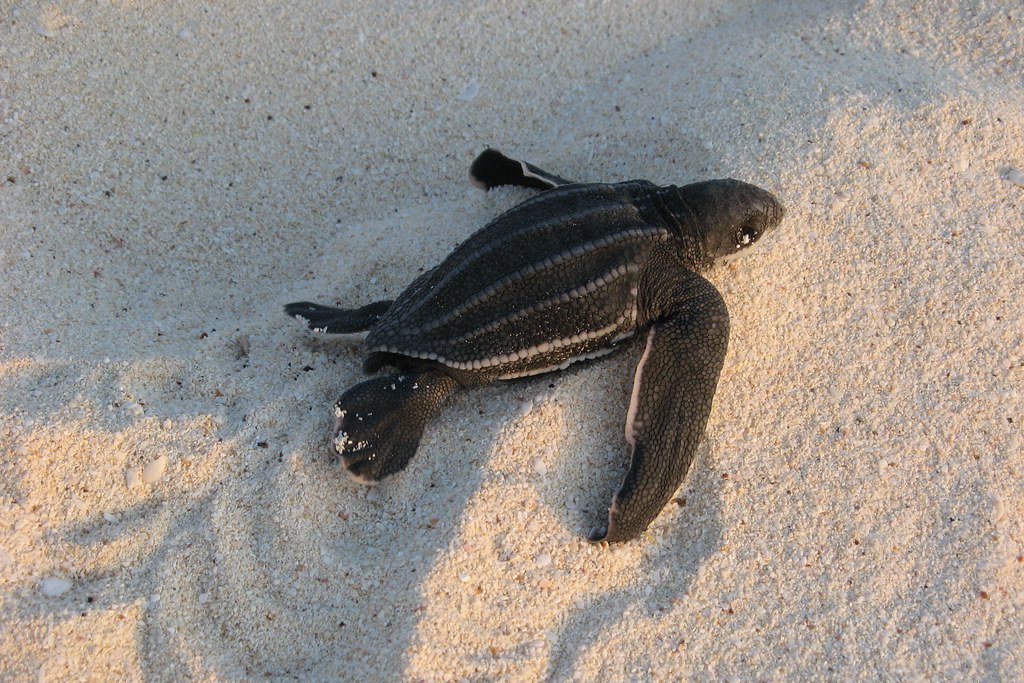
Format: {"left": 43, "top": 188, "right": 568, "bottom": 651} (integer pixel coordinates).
{"left": 508, "top": 353, "right": 726, "bottom": 679}
{"left": 542, "top": 453, "right": 725, "bottom": 680}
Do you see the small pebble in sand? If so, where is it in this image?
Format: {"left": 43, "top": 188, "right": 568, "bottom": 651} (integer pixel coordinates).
{"left": 0, "top": 547, "right": 12, "bottom": 568}
{"left": 519, "top": 399, "right": 534, "bottom": 417}
{"left": 457, "top": 77, "right": 480, "bottom": 102}
{"left": 34, "top": 23, "right": 57, "bottom": 38}
{"left": 1001, "top": 167, "right": 1024, "bottom": 187}
{"left": 198, "top": 592, "right": 210, "bottom": 604}
{"left": 142, "top": 455, "right": 168, "bottom": 484}
{"left": 535, "top": 553, "right": 552, "bottom": 568}
{"left": 40, "top": 577, "right": 72, "bottom": 597}
{"left": 532, "top": 457, "right": 548, "bottom": 476}
{"left": 162, "top": 419, "right": 173, "bottom": 430}
{"left": 178, "top": 27, "right": 193, "bottom": 40}
{"left": 102, "top": 511, "right": 119, "bottom": 523}
{"left": 124, "top": 401, "right": 144, "bottom": 416}
{"left": 124, "top": 466, "right": 142, "bottom": 489}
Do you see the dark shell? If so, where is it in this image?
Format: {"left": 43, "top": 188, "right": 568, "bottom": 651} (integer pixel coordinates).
{"left": 365, "top": 181, "right": 690, "bottom": 381}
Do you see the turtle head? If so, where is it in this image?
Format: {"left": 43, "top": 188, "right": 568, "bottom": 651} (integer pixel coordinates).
{"left": 676, "top": 179, "right": 785, "bottom": 265}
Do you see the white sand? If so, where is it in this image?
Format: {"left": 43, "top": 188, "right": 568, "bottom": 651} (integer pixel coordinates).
{"left": 2, "top": 0, "right": 1022, "bottom": 680}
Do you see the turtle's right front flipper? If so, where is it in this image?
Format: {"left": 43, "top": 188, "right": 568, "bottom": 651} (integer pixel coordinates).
{"left": 284, "top": 300, "right": 393, "bottom": 334}
{"left": 469, "top": 148, "right": 574, "bottom": 191}
{"left": 590, "top": 267, "right": 730, "bottom": 543}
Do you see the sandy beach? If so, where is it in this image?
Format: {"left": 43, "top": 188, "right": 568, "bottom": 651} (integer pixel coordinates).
{"left": 2, "top": 0, "right": 1022, "bottom": 680}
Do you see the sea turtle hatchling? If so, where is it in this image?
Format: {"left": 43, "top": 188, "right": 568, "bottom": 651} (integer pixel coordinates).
{"left": 285, "top": 149, "right": 784, "bottom": 542}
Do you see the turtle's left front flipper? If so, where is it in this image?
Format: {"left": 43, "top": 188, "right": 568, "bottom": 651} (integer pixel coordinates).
{"left": 469, "top": 148, "right": 574, "bottom": 191}
{"left": 590, "top": 267, "right": 730, "bottom": 543}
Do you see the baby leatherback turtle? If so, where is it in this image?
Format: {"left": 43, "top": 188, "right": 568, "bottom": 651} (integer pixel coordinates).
{"left": 285, "top": 149, "right": 784, "bottom": 542}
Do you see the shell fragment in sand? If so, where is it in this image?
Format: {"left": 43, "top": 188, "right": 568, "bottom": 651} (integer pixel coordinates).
{"left": 40, "top": 577, "right": 72, "bottom": 597}
{"left": 142, "top": 455, "right": 168, "bottom": 484}
{"left": 1001, "top": 167, "right": 1024, "bottom": 187}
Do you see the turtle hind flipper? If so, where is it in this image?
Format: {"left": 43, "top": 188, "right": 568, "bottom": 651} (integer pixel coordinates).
{"left": 469, "top": 148, "right": 573, "bottom": 191}
{"left": 284, "top": 300, "right": 393, "bottom": 334}
{"left": 332, "top": 370, "right": 458, "bottom": 482}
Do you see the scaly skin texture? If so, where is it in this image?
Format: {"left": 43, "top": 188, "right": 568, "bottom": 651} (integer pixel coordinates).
{"left": 285, "top": 149, "right": 784, "bottom": 543}
{"left": 592, "top": 249, "right": 729, "bottom": 542}
{"left": 331, "top": 371, "right": 457, "bottom": 483}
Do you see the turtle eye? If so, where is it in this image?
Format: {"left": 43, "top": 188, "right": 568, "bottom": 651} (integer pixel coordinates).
{"left": 737, "top": 224, "right": 759, "bottom": 247}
